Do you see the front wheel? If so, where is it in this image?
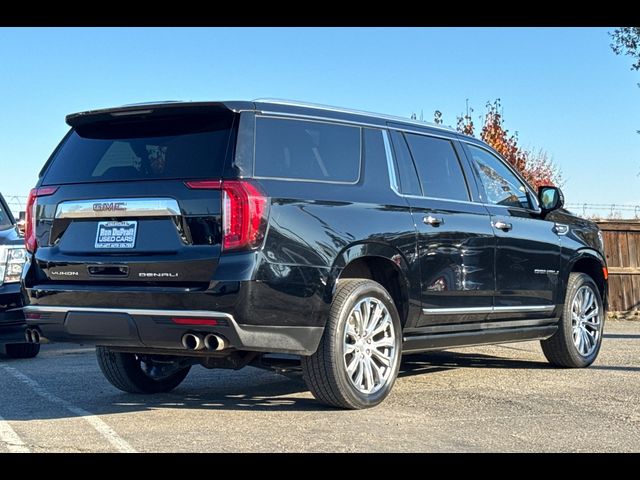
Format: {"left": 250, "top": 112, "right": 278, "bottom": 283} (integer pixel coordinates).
{"left": 301, "top": 279, "right": 402, "bottom": 409}
{"left": 96, "top": 347, "right": 191, "bottom": 394}
{"left": 541, "top": 272, "right": 605, "bottom": 368}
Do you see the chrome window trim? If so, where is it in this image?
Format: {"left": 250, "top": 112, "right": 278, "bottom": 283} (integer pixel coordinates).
{"left": 387, "top": 126, "right": 460, "bottom": 142}
{"left": 23, "top": 305, "right": 235, "bottom": 321}
{"left": 258, "top": 111, "right": 381, "bottom": 129}
{"left": 253, "top": 98, "right": 456, "bottom": 134}
{"left": 422, "top": 305, "right": 555, "bottom": 315}
{"left": 54, "top": 198, "right": 181, "bottom": 219}
{"left": 253, "top": 115, "right": 363, "bottom": 186}
{"left": 382, "top": 130, "right": 399, "bottom": 193}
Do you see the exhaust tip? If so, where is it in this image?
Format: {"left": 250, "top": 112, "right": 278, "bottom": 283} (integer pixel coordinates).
{"left": 25, "top": 328, "right": 42, "bottom": 344}
{"left": 181, "top": 333, "right": 204, "bottom": 351}
{"left": 204, "top": 334, "right": 228, "bottom": 351}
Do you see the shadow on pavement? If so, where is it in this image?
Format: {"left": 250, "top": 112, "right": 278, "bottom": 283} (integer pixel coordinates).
{"left": 399, "top": 350, "right": 551, "bottom": 378}
{"left": 1, "top": 345, "right": 624, "bottom": 421}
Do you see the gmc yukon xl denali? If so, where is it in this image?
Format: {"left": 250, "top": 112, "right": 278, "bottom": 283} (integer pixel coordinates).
{"left": 23, "top": 100, "right": 607, "bottom": 409}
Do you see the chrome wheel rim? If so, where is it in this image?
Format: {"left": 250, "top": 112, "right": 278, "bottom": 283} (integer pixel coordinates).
{"left": 571, "top": 285, "right": 602, "bottom": 357}
{"left": 343, "top": 297, "right": 397, "bottom": 395}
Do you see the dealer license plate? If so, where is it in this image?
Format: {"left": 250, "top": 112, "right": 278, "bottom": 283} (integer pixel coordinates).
{"left": 94, "top": 221, "right": 138, "bottom": 249}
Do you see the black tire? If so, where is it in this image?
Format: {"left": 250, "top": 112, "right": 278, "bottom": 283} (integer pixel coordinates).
{"left": 301, "top": 279, "right": 402, "bottom": 409}
{"left": 541, "top": 272, "right": 605, "bottom": 368}
{"left": 96, "top": 347, "right": 191, "bottom": 394}
{"left": 5, "top": 343, "right": 40, "bottom": 359}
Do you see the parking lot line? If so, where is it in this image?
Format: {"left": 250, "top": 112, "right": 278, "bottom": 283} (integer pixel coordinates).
{"left": 0, "top": 364, "right": 136, "bottom": 453}
{"left": 0, "top": 414, "right": 30, "bottom": 453}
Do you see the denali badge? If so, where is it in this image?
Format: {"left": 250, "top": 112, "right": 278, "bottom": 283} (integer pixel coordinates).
{"left": 50, "top": 270, "right": 79, "bottom": 276}
{"left": 139, "top": 272, "right": 179, "bottom": 278}
{"left": 93, "top": 202, "right": 127, "bottom": 212}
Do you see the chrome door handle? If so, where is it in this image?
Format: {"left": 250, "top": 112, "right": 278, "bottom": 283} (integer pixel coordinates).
{"left": 493, "top": 220, "right": 512, "bottom": 231}
{"left": 423, "top": 215, "right": 444, "bottom": 226}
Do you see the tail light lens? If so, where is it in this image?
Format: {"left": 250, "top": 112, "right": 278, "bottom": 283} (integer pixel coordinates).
{"left": 25, "top": 186, "right": 58, "bottom": 253}
{"left": 185, "top": 180, "right": 268, "bottom": 251}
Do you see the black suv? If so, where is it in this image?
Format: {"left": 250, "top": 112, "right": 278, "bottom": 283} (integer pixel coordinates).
{"left": 23, "top": 100, "right": 607, "bottom": 408}
{"left": 1, "top": 193, "right": 38, "bottom": 358}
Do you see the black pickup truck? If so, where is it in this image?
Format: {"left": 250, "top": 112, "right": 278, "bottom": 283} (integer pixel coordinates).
{"left": 0, "top": 192, "right": 37, "bottom": 358}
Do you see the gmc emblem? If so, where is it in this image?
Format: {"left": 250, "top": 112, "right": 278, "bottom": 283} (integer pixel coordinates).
{"left": 93, "top": 202, "right": 126, "bottom": 212}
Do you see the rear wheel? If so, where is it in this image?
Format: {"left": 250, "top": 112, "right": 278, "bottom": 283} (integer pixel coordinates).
{"left": 5, "top": 343, "right": 40, "bottom": 359}
{"left": 96, "top": 347, "right": 191, "bottom": 394}
{"left": 301, "top": 279, "right": 402, "bottom": 409}
{"left": 541, "top": 272, "right": 605, "bottom": 368}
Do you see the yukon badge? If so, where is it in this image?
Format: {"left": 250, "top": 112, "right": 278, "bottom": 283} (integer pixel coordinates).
{"left": 50, "top": 270, "right": 79, "bottom": 276}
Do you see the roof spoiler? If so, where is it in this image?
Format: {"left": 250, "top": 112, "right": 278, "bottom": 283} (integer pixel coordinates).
{"left": 65, "top": 101, "right": 252, "bottom": 128}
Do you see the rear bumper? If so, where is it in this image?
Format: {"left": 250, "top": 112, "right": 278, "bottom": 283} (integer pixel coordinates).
{"left": 24, "top": 305, "right": 323, "bottom": 355}
{"left": 0, "top": 283, "right": 26, "bottom": 344}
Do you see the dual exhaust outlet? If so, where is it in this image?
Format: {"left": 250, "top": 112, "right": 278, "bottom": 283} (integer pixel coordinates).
{"left": 181, "top": 332, "right": 228, "bottom": 352}
{"left": 25, "top": 328, "right": 41, "bottom": 344}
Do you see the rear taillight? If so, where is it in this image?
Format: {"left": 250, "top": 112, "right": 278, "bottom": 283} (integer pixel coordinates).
{"left": 25, "top": 186, "right": 58, "bottom": 253}
{"left": 185, "top": 179, "right": 268, "bottom": 251}
{"left": 222, "top": 181, "right": 268, "bottom": 251}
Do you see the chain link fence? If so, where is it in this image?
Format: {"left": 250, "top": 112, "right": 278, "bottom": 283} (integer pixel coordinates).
{"left": 565, "top": 203, "right": 640, "bottom": 220}
{"left": 3, "top": 195, "right": 28, "bottom": 216}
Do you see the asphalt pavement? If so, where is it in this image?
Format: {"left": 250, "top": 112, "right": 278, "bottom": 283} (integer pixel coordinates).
{"left": 1, "top": 319, "right": 638, "bottom": 452}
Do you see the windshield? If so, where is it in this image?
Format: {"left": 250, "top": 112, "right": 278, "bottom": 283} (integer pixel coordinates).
{"left": 0, "top": 199, "right": 13, "bottom": 230}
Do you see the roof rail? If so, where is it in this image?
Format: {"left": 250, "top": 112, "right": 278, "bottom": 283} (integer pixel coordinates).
{"left": 253, "top": 98, "right": 456, "bottom": 133}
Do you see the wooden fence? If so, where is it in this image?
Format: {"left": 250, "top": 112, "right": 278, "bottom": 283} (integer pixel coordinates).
{"left": 597, "top": 220, "right": 640, "bottom": 311}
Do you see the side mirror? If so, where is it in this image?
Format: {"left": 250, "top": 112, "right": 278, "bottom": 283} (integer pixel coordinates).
{"left": 538, "top": 186, "right": 564, "bottom": 213}
{"left": 16, "top": 211, "right": 26, "bottom": 236}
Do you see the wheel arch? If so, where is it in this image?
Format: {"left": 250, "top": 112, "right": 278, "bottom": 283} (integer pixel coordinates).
{"left": 567, "top": 249, "right": 608, "bottom": 309}
{"left": 326, "top": 242, "right": 412, "bottom": 327}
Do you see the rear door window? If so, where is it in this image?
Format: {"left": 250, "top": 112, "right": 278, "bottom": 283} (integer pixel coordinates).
{"left": 255, "top": 117, "right": 361, "bottom": 183}
{"left": 41, "top": 112, "right": 235, "bottom": 185}
{"left": 404, "top": 133, "right": 470, "bottom": 202}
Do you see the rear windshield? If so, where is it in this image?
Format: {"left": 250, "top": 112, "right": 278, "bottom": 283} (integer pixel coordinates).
{"left": 42, "top": 112, "right": 235, "bottom": 185}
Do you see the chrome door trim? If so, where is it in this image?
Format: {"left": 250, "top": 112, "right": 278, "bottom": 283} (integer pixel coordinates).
{"left": 422, "top": 305, "right": 555, "bottom": 315}
{"left": 55, "top": 198, "right": 181, "bottom": 219}
{"left": 422, "top": 306, "right": 494, "bottom": 315}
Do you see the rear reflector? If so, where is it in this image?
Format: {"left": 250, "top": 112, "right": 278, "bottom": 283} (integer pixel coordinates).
{"left": 185, "top": 180, "right": 222, "bottom": 189}
{"left": 603, "top": 267, "right": 608, "bottom": 281}
{"left": 172, "top": 317, "right": 227, "bottom": 326}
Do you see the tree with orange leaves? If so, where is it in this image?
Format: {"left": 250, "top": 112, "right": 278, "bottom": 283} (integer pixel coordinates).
{"left": 447, "top": 99, "right": 562, "bottom": 189}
